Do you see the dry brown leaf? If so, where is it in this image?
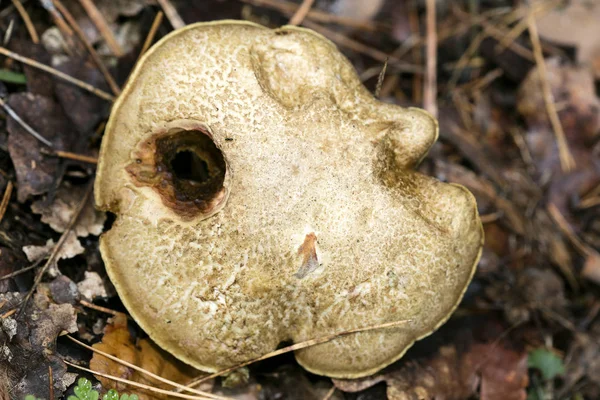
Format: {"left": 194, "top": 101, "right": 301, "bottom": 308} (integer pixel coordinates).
{"left": 31, "top": 183, "right": 105, "bottom": 237}
{"left": 535, "top": 0, "right": 600, "bottom": 76}
{"left": 90, "top": 314, "right": 210, "bottom": 400}
{"left": 22, "top": 232, "right": 85, "bottom": 263}
{"left": 334, "top": 342, "right": 528, "bottom": 400}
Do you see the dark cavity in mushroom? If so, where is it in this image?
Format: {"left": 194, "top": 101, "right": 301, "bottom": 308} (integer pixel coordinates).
{"left": 126, "top": 127, "right": 227, "bottom": 219}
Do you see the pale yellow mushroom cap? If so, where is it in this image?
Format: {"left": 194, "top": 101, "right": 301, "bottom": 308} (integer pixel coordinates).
{"left": 95, "top": 20, "right": 483, "bottom": 379}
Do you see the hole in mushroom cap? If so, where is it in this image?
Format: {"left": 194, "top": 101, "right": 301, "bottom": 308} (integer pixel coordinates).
{"left": 127, "top": 127, "right": 228, "bottom": 219}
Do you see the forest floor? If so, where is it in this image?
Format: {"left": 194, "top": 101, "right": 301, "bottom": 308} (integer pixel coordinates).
{"left": 0, "top": 0, "right": 599, "bottom": 399}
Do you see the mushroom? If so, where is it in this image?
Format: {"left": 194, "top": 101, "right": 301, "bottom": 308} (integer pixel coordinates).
{"left": 95, "top": 21, "right": 483, "bottom": 379}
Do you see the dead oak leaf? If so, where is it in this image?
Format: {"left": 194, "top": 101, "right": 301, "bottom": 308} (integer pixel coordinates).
{"left": 90, "top": 314, "right": 209, "bottom": 400}
{"left": 334, "top": 342, "right": 527, "bottom": 400}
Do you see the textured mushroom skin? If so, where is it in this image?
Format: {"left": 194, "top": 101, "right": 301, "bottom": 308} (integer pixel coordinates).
{"left": 95, "top": 21, "right": 483, "bottom": 379}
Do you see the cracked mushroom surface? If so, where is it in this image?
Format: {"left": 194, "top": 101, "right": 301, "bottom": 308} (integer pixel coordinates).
{"left": 95, "top": 20, "right": 483, "bottom": 379}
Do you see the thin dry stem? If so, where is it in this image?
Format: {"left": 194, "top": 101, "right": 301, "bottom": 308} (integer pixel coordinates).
{"left": 321, "top": 386, "right": 336, "bottom": 400}
{"left": 185, "top": 319, "right": 410, "bottom": 389}
{"left": 0, "top": 181, "right": 13, "bottom": 224}
{"left": 288, "top": 0, "right": 316, "bottom": 25}
{"left": 139, "top": 11, "right": 164, "bottom": 59}
{"left": 11, "top": 0, "right": 39, "bottom": 44}
{"left": 374, "top": 59, "right": 388, "bottom": 98}
{"left": 78, "top": 299, "right": 124, "bottom": 316}
{"left": 527, "top": 10, "right": 575, "bottom": 172}
{"left": 53, "top": 0, "right": 121, "bottom": 96}
{"left": 66, "top": 335, "right": 225, "bottom": 399}
{"left": 157, "top": 0, "right": 185, "bottom": 29}
{"left": 48, "top": 365, "right": 54, "bottom": 400}
{"left": 0, "top": 97, "right": 53, "bottom": 146}
{"left": 76, "top": 0, "right": 123, "bottom": 56}
{"left": 424, "top": 0, "right": 438, "bottom": 117}
{"left": 0, "top": 47, "right": 115, "bottom": 101}
{"left": 63, "top": 361, "right": 224, "bottom": 400}
{"left": 1, "top": 308, "right": 16, "bottom": 318}
{"left": 42, "top": 148, "right": 98, "bottom": 164}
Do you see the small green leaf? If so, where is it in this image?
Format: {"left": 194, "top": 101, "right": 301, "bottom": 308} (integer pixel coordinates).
{"left": 89, "top": 389, "right": 99, "bottom": 400}
{"left": 129, "top": 395, "right": 138, "bottom": 400}
{"left": 528, "top": 348, "right": 565, "bottom": 380}
{"left": 119, "top": 395, "right": 129, "bottom": 400}
{"left": 103, "top": 389, "right": 119, "bottom": 400}
{"left": 25, "top": 395, "right": 39, "bottom": 400}
{"left": 0, "top": 69, "right": 26, "bottom": 84}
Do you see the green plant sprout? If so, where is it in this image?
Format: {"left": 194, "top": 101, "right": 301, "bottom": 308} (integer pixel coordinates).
{"left": 65, "top": 377, "right": 138, "bottom": 400}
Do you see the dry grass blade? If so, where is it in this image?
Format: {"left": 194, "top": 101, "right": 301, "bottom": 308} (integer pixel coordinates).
{"left": 136, "top": 11, "right": 164, "bottom": 66}
{"left": 0, "top": 181, "right": 13, "bottom": 224}
{"left": 288, "top": 0, "right": 315, "bottom": 25}
{"left": 78, "top": 299, "right": 124, "bottom": 316}
{"left": 65, "top": 335, "right": 226, "bottom": 400}
{"left": 185, "top": 319, "right": 410, "bottom": 389}
{"left": 41, "top": 147, "right": 98, "bottom": 164}
{"left": 18, "top": 181, "right": 93, "bottom": 314}
{"left": 157, "top": 0, "right": 185, "bottom": 29}
{"left": 321, "top": 386, "right": 336, "bottom": 400}
{"left": 53, "top": 0, "right": 121, "bottom": 96}
{"left": 48, "top": 365, "right": 54, "bottom": 400}
{"left": 11, "top": 0, "right": 39, "bottom": 43}
{"left": 0, "top": 257, "right": 45, "bottom": 281}
{"left": 374, "top": 59, "right": 388, "bottom": 98}
{"left": 526, "top": 10, "right": 575, "bottom": 172}
{"left": 63, "top": 361, "right": 225, "bottom": 400}
{"left": 76, "top": 0, "right": 123, "bottom": 57}
{"left": 0, "top": 47, "right": 115, "bottom": 101}
{"left": 0, "top": 97, "right": 53, "bottom": 147}
{"left": 424, "top": 0, "right": 438, "bottom": 117}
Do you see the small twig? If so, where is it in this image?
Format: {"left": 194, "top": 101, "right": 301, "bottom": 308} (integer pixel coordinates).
{"left": 138, "top": 11, "right": 164, "bottom": 61}
{"left": 0, "top": 97, "right": 53, "bottom": 147}
{"left": 321, "top": 386, "right": 336, "bottom": 400}
{"left": 0, "top": 47, "right": 115, "bottom": 101}
{"left": 76, "top": 0, "right": 123, "bottom": 57}
{"left": 157, "top": 0, "right": 185, "bottom": 30}
{"left": 1, "top": 308, "right": 16, "bottom": 318}
{"left": 63, "top": 360, "right": 221, "bottom": 400}
{"left": 526, "top": 9, "right": 575, "bottom": 172}
{"left": 0, "top": 181, "right": 13, "bottom": 224}
{"left": 0, "top": 261, "right": 43, "bottom": 281}
{"left": 18, "top": 181, "right": 94, "bottom": 314}
{"left": 48, "top": 365, "right": 54, "bottom": 400}
{"left": 53, "top": 0, "right": 121, "bottom": 96}
{"left": 424, "top": 0, "right": 438, "bottom": 118}
{"left": 11, "top": 0, "right": 39, "bottom": 44}
{"left": 41, "top": 147, "right": 98, "bottom": 164}
{"left": 78, "top": 299, "right": 124, "bottom": 316}
{"left": 288, "top": 0, "right": 315, "bottom": 25}
{"left": 185, "top": 319, "right": 410, "bottom": 389}
{"left": 374, "top": 58, "right": 388, "bottom": 98}
{"left": 66, "top": 335, "right": 226, "bottom": 399}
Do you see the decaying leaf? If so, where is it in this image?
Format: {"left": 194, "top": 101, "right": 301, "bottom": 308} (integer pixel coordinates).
{"left": 32, "top": 182, "right": 105, "bottom": 237}
{"left": 22, "top": 232, "right": 85, "bottom": 264}
{"left": 535, "top": 0, "right": 600, "bottom": 76}
{"left": 334, "top": 341, "right": 528, "bottom": 400}
{"left": 6, "top": 93, "right": 70, "bottom": 202}
{"left": 90, "top": 314, "right": 208, "bottom": 400}
{"left": 0, "top": 286, "right": 78, "bottom": 399}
